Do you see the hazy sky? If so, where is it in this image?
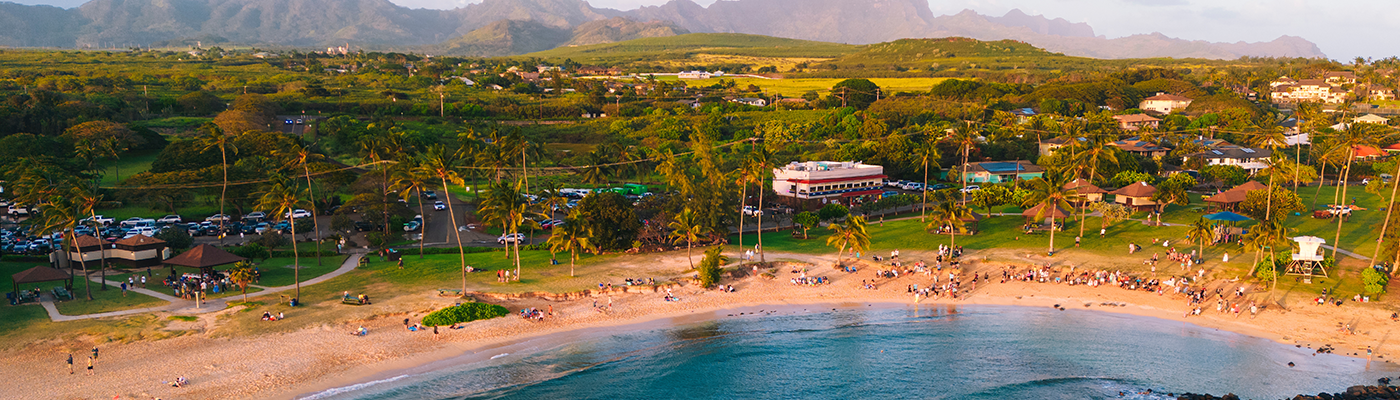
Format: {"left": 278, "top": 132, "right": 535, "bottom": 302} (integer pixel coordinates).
{"left": 13, "top": 0, "right": 1394, "bottom": 60}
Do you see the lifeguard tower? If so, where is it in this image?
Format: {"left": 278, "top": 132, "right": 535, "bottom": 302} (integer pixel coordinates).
{"left": 1287, "top": 236, "right": 1329, "bottom": 282}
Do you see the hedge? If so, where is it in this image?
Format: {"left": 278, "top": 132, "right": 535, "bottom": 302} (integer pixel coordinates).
{"left": 421, "top": 303, "right": 510, "bottom": 327}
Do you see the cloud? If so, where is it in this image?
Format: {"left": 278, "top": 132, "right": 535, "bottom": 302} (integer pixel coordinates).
{"left": 1120, "top": 0, "right": 1187, "bottom": 5}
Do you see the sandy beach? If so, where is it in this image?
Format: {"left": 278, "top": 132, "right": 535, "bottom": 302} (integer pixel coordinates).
{"left": 1, "top": 250, "right": 1393, "bottom": 400}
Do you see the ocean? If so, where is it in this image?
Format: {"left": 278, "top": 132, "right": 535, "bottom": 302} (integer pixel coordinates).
{"left": 303, "top": 304, "right": 1394, "bottom": 400}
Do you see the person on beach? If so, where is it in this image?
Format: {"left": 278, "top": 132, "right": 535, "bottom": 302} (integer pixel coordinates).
{"left": 92, "top": 347, "right": 98, "bottom": 361}
{"left": 86, "top": 355, "right": 93, "bottom": 375}
{"left": 120, "top": 282, "right": 127, "bottom": 297}
{"left": 67, "top": 353, "right": 73, "bottom": 374}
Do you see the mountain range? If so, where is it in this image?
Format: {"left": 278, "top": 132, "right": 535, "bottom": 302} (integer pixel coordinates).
{"left": 0, "top": 0, "right": 1328, "bottom": 60}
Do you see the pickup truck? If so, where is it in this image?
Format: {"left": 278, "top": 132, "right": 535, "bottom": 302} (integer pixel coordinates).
{"left": 83, "top": 215, "right": 116, "bottom": 226}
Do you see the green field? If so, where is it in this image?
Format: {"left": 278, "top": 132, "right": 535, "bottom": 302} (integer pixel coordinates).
{"left": 524, "top": 33, "right": 858, "bottom": 63}
{"left": 662, "top": 77, "right": 951, "bottom": 97}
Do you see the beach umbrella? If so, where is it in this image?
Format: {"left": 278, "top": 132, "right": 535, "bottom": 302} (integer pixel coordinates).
{"left": 1203, "top": 211, "right": 1252, "bottom": 223}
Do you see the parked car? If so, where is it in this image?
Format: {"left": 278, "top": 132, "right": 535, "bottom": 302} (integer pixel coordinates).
{"left": 928, "top": 183, "right": 953, "bottom": 190}
{"left": 354, "top": 221, "right": 381, "bottom": 232}
{"left": 8, "top": 204, "right": 28, "bottom": 217}
{"left": 742, "top": 206, "right": 764, "bottom": 217}
{"left": 120, "top": 217, "right": 154, "bottom": 228}
{"left": 243, "top": 211, "right": 267, "bottom": 222}
{"left": 433, "top": 201, "right": 447, "bottom": 211}
{"left": 206, "top": 214, "right": 232, "bottom": 223}
{"left": 157, "top": 215, "right": 183, "bottom": 224}
{"left": 498, "top": 233, "right": 526, "bottom": 245}
{"left": 284, "top": 209, "right": 312, "bottom": 219}
{"left": 959, "top": 185, "right": 982, "bottom": 193}
{"left": 423, "top": 190, "right": 438, "bottom": 200}
{"left": 403, "top": 221, "right": 422, "bottom": 232}
{"left": 82, "top": 215, "right": 115, "bottom": 226}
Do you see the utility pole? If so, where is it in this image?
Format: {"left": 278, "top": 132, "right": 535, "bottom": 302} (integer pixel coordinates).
{"left": 440, "top": 90, "right": 445, "bottom": 118}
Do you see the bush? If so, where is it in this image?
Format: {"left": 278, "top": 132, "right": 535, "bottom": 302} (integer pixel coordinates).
{"left": 255, "top": 231, "right": 290, "bottom": 250}
{"left": 1363, "top": 267, "right": 1389, "bottom": 295}
{"left": 154, "top": 228, "right": 194, "bottom": 249}
{"left": 421, "top": 302, "right": 510, "bottom": 327}
{"left": 696, "top": 245, "right": 727, "bottom": 288}
{"left": 231, "top": 243, "right": 271, "bottom": 261}
{"left": 818, "top": 203, "right": 849, "bottom": 222}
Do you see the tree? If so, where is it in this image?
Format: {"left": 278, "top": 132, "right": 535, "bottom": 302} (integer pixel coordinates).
{"left": 198, "top": 123, "right": 237, "bottom": 244}
{"left": 793, "top": 211, "right": 819, "bottom": 239}
{"left": 826, "top": 215, "right": 870, "bottom": 264}
{"left": 389, "top": 164, "right": 431, "bottom": 259}
{"left": 227, "top": 261, "right": 257, "bottom": 304}
{"left": 1089, "top": 201, "right": 1131, "bottom": 231}
{"left": 948, "top": 122, "right": 981, "bottom": 203}
{"left": 478, "top": 180, "right": 539, "bottom": 280}
{"left": 1200, "top": 165, "right": 1248, "bottom": 191}
{"left": 1363, "top": 267, "right": 1389, "bottom": 294}
{"left": 828, "top": 79, "right": 881, "bottom": 109}
{"left": 154, "top": 228, "right": 194, "bottom": 250}
{"left": 576, "top": 191, "right": 641, "bottom": 251}
{"left": 817, "top": 203, "right": 849, "bottom": 222}
{"left": 415, "top": 145, "right": 469, "bottom": 294}
{"left": 910, "top": 139, "right": 941, "bottom": 221}
{"left": 1242, "top": 220, "right": 1291, "bottom": 297}
{"left": 745, "top": 146, "right": 776, "bottom": 262}
{"left": 547, "top": 210, "right": 595, "bottom": 277}
{"left": 281, "top": 145, "right": 327, "bottom": 265}
{"left": 969, "top": 184, "right": 1012, "bottom": 215}
{"left": 1185, "top": 218, "right": 1213, "bottom": 263}
{"left": 1238, "top": 188, "right": 1305, "bottom": 221}
{"left": 257, "top": 182, "right": 309, "bottom": 301}
{"left": 1326, "top": 123, "right": 1395, "bottom": 258}
{"left": 696, "top": 245, "right": 728, "bottom": 288}
{"left": 1022, "top": 176, "right": 1076, "bottom": 255}
{"left": 1111, "top": 171, "right": 1154, "bottom": 188}
{"left": 926, "top": 190, "right": 974, "bottom": 248}
{"left": 668, "top": 208, "right": 710, "bottom": 269}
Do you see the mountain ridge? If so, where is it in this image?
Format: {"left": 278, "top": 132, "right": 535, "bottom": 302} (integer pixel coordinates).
{"left": 0, "top": 0, "right": 1328, "bottom": 59}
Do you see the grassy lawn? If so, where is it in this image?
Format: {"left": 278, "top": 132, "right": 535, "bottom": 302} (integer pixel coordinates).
{"left": 53, "top": 285, "right": 167, "bottom": 316}
{"left": 250, "top": 256, "right": 349, "bottom": 287}
{"left": 98, "top": 150, "right": 161, "bottom": 186}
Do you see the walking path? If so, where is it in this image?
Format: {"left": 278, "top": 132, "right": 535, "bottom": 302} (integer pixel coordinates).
{"left": 39, "top": 252, "right": 367, "bottom": 322}
{"left": 1321, "top": 244, "right": 1371, "bottom": 261}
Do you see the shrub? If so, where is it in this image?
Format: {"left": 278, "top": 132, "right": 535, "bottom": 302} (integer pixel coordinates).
{"left": 421, "top": 303, "right": 510, "bottom": 327}
{"left": 696, "top": 245, "right": 727, "bottom": 288}
{"left": 231, "top": 243, "right": 271, "bottom": 261}
{"left": 1363, "top": 267, "right": 1389, "bottom": 295}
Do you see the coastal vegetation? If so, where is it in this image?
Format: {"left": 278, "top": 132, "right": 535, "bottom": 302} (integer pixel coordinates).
{"left": 421, "top": 302, "right": 510, "bottom": 327}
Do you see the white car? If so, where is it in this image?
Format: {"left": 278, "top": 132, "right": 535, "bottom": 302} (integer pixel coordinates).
{"left": 284, "top": 209, "right": 312, "bottom": 219}
{"left": 8, "top": 204, "right": 28, "bottom": 217}
{"left": 157, "top": 215, "right": 183, "bottom": 224}
{"left": 433, "top": 201, "right": 447, "bottom": 211}
{"left": 120, "top": 217, "right": 155, "bottom": 228}
{"left": 82, "top": 215, "right": 115, "bottom": 226}
{"left": 205, "top": 214, "right": 232, "bottom": 223}
{"left": 742, "top": 206, "right": 764, "bottom": 217}
{"left": 243, "top": 211, "right": 267, "bottom": 221}
{"left": 901, "top": 183, "right": 923, "bottom": 191}
{"left": 498, "top": 233, "right": 525, "bottom": 245}
{"left": 959, "top": 185, "right": 982, "bottom": 193}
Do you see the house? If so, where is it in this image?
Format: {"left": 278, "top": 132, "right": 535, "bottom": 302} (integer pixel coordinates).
{"left": 1064, "top": 179, "right": 1106, "bottom": 204}
{"left": 1113, "top": 114, "right": 1161, "bottom": 131}
{"left": 1351, "top": 145, "right": 1386, "bottom": 159}
{"left": 956, "top": 161, "right": 1044, "bottom": 184}
{"left": 732, "top": 97, "right": 768, "bottom": 107}
{"left": 252, "top": 52, "right": 278, "bottom": 59}
{"left": 1324, "top": 71, "right": 1358, "bottom": 85}
{"left": 679, "top": 71, "right": 723, "bottom": 79}
{"left": 515, "top": 72, "right": 541, "bottom": 81}
{"left": 1228, "top": 85, "right": 1258, "bottom": 101}
{"left": 536, "top": 65, "right": 562, "bottom": 73}
{"left": 452, "top": 77, "right": 476, "bottom": 86}
{"left": 1204, "top": 181, "right": 1268, "bottom": 211}
{"left": 1270, "top": 76, "right": 1297, "bottom": 88}
{"left": 1369, "top": 86, "right": 1396, "bottom": 101}
{"left": 1139, "top": 93, "right": 1193, "bottom": 114}
{"left": 776, "top": 98, "right": 810, "bottom": 107}
{"left": 772, "top": 161, "right": 885, "bottom": 200}
{"left": 1354, "top": 114, "right": 1390, "bottom": 125}
{"left": 1110, "top": 182, "right": 1160, "bottom": 211}
{"left": 1009, "top": 108, "right": 1037, "bottom": 124}
{"left": 1038, "top": 137, "right": 1084, "bottom": 157}
{"left": 1271, "top": 79, "right": 1348, "bottom": 104}
{"left": 677, "top": 99, "right": 701, "bottom": 109}
{"left": 110, "top": 235, "right": 171, "bottom": 268}
{"left": 1185, "top": 147, "right": 1273, "bottom": 172}
{"left": 1108, "top": 139, "right": 1171, "bottom": 158}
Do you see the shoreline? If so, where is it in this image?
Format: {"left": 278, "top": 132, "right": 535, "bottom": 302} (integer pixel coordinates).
{"left": 3, "top": 254, "right": 1394, "bottom": 400}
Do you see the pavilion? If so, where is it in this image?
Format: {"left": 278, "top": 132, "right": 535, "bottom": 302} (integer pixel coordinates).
{"left": 1063, "top": 179, "right": 1106, "bottom": 206}
{"left": 162, "top": 244, "right": 246, "bottom": 275}
{"left": 1204, "top": 181, "right": 1268, "bottom": 211}
{"left": 1022, "top": 203, "right": 1071, "bottom": 229}
{"left": 10, "top": 266, "right": 72, "bottom": 304}
{"left": 1110, "top": 182, "right": 1159, "bottom": 211}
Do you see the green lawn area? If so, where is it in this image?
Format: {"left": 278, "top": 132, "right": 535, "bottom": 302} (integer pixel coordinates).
{"left": 53, "top": 284, "right": 167, "bottom": 316}
{"left": 99, "top": 150, "right": 161, "bottom": 186}
{"left": 250, "top": 256, "right": 348, "bottom": 287}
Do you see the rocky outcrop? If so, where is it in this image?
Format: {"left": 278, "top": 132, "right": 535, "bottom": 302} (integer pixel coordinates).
{"left": 1179, "top": 384, "right": 1400, "bottom": 400}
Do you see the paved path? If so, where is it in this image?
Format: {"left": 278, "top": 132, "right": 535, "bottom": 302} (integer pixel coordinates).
{"left": 1322, "top": 244, "right": 1372, "bottom": 261}
{"left": 40, "top": 252, "right": 366, "bottom": 322}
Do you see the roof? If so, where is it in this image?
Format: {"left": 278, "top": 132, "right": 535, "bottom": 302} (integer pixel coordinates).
{"left": 115, "top": 235, "right": 166, "bottom": 247}
{"left": 1022, "top": 203, "right": 1071, "bottom": 219}
{"left": 1113, "top": 114, "right": 1161, "bottom": 123}
{"left": 1205, "top": 181, "right": 1268, "bottom": 204}
{"left": 163, "top": 244, "right": 245, "bottom": 269}
{"left": 12, "top": 266, "right": 70, "bottom": 285}
{"left": 1324, "top": 71, "right": 1356, "bottom": 78}
{"left": 1110, "top": 182, "right": 1158, "bottom": 198}
{"left": 1353, "top": 145, "right": 1385, "bottom": 158}
{"left": 1144, "top": 93, "right": 1193, "bottom": 102}
{"left": 1384, "top": 143, "right": 1400, "bottom": 152}
{"left": 1297, "top": 79, "right": 1327, "bottom": 86}
{"left": 1063, "top": 178, "right": 1106, "bottom": 194}
{"left": 1189, "top": 147, "right": 1273, "bottom": 160}
{"left": 1110, "top": 140, "right": 1170, "bottom": 153}
{"left": 1354, "top": 114, "right": 1389, "bottom": 123}
{"left": 71, "top": 235, "right": 105, "bottom": 249}
{"left": 1275, "top": 76, "right": 1297, "bottom": 83}
{"left": 964, "top": 161, "right": 1043, "bottom": 174}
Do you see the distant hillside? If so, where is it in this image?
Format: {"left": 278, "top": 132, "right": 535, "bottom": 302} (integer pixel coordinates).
{"left": 525, "top": 33, "right": 858, "bottom": 63}
{"left": 0, "top": 0, "right": 1328, "bottom": 59}
{"left": 830, "top": 38, "right": 1059, "bottom": 67}
{"left": 430, "top": 20, "right": 572, "bottom": 57}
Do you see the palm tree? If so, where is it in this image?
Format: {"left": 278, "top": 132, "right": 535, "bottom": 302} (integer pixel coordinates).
{"left": 926, "top": 190, "right": 973, "bottom": 248}
{"left": 478, "top": 180, "right": 539, "bottom": 280}
{"left": 1022, "top": 176, "right": 1076, "bottom": 255}
{"left": 1072, "top": 134, "right": 1120, "bottom": 237}
{"left": 36, "top": 194, "right": 92, "bottom": 300}
{"left": 69, "top": 183, "right": 107, "bottom": 294}
{"left": 579, "top": 150, "right": 610, "bottom": 186}
{"left": 745, "top": 146, "right": 776, "bottom": 263}
{"left": 1372, "top": 160, "right": 1400, "bottom": 265}
{"left": 547, "top": 210, "right": 595, "bottom": 277}
{"left": 826, "top": 215, "right": 871, "bottom": 265}
{"left": 199, "top": 123, "right": 237, "bottom": 243}
{"left": 280, "top": 145, "right": 327, "bottom": 265}
{"left": 227, "top": 261, "right": 257, "bottom": 304}
{"left": 414, "top": 145, "right": 469, "bottom": 294}
{"left": 1244, "top": 125, "right": 1290, "bottom": 222}
{"left": 1327, "top": 124, "right": 1394, "bottom": 257}
{"left": 257, "top": 182, "right": 310, "bottom": 301}
{"left": 668, "top": 208, "right": 709, "bottom": 269}
{"left": 1185, "top": 218, "right": 1213, "bottom": 263}
{"left": 911, "top": 138, "right": 941, "bottom": 222}
{"left": 389, "top": 164, "right": 431, "bottom": 259}
{"left": 1243, "top": 220, "right": 1291, "bottom": 297}
{"left": 948, "top": 122, "right": 981, "bottom": 203}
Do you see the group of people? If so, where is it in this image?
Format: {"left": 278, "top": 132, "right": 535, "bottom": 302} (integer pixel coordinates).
{"left": 260, "top": 311, "right": 284, "bottom": 321}
{"left": 519, "top": 307, "right": 548, "bottom": 321}
{"left": 342, "top": 291, "right": 372, "bottom": 305}
{"left": 165, "top": 271, "right": 243, "bottom": 299}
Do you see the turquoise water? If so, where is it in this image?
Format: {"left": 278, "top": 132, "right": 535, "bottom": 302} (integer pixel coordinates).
{"left": 304, "top": 305, "right": 1394, "bottom": 400}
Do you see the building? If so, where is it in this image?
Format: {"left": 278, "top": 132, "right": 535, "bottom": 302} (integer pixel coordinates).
{"left": 1369, "top": 86, "right": 1397, "bottom": 101}
{"left": 732, "top": 97, "right": 768, "bottom": 107}
{"left": 772, "top": 161, "right": 885, "bottom": 200}
{"left": 1270, "top": 76, "right": 1297, "bottom": 88}
{"left": 1354, "top": 114, "right": 1390, "bottom": 124}
{"left": 1351, "top": 145, "right": 1386, "bottom": 159}
{"left": 1271, "top": 79, "right": 1348, "bottom": 104}
{"left": 1324, "top": 71, "right": 1358, "bottom": 85}
{"left": 1185, "top": 147, "right": 1273, "bottom": 172}
{"left": 679, "top": 71, "right": 723, "bottom": 79}
{"left": 1139, "top": 93, "right": 1193, "bottom": 114}
{"left": 956, "top": 161, "right": 1044, "bottom": 183}
{"left": 1037, "top": 137, "right": 1084, "bottom": 157}
{"left": 109, "top": 235, "right": 171, "bottom": 268}
{"left": 1110, "top": 182, "right": 1160, "bottom": 211}
{"left": 1108, "top": 139, "right": 1171, "bottom": 158}
{"left": 1113, "top": 114, "right": 1161, "bottom": 131}
{"left": 252, "top": 52, "right": 278, "bottom": 59}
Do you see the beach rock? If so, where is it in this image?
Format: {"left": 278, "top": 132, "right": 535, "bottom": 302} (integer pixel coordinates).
{"left": 1180, "top": 385, "right": 1400, "bottom": 400}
